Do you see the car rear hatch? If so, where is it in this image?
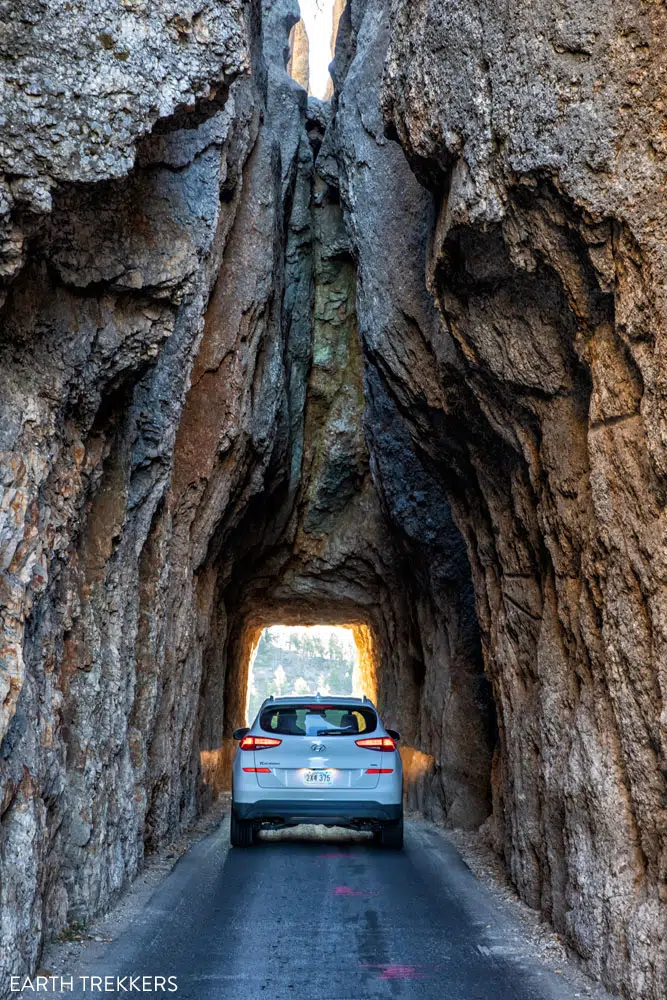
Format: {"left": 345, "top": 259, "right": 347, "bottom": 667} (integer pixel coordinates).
{"left": 248, "top": 703, "right": 392, "bottom": 791}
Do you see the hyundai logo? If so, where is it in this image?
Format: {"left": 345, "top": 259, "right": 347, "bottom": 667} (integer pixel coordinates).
{"left": 310, "top": 742, "right": 326, "bottom": 752}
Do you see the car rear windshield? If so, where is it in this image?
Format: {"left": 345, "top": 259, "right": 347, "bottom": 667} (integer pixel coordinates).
{"left": 258, "top": 704, "right": 378, "bottom": 737}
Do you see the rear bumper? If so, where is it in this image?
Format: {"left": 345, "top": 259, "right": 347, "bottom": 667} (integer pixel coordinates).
{"left": 233, "top": 799, "right": 403, "bottom": 825}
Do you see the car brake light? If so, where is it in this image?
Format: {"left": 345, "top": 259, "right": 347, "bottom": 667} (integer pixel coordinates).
{"left": 242, "top": 767, "right": 271, "bottom": 773}
{"left": 239, "top": 735, "right": 282, "bottom": 750}
{"left": 355, "top": 737, "right": 396, "bottom": 751}
{"left": 366, "top": 768, "right": 394, "bottom": 774}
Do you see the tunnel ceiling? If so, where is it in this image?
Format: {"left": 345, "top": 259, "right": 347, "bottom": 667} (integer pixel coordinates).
{"left": 1, "top": 1, "right": 666, "bottom": 998}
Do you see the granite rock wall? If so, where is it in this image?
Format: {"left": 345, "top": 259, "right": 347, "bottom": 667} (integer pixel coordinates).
{"left": 0, "top": 0, "right": 284, "bottom": 982}
{"left": 324, "top": 0, "right": 667, "bottom": 995}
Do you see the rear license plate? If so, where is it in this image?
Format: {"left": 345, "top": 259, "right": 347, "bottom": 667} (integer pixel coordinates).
{"left": 303, "top": 769, "right": 334, "bottom": 784}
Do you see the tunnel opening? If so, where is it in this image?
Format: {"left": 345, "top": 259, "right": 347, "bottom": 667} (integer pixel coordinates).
{"left": 198, "top": 611, "right": 382, "bottom": 802}
{"left": 245, "top": 624, "right": 362, "bottom": 723}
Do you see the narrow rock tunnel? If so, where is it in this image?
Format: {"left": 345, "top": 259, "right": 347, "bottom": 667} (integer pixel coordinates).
{"left": 1, "top": 0, "right": 666, "bottom": 998}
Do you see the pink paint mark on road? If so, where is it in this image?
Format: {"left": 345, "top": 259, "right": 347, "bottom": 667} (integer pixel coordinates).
{"left": 361, "top": 964, "right": 427, "bottom": 980}
{"left": 332, "top": 885, "right": 378, "bottom": 896}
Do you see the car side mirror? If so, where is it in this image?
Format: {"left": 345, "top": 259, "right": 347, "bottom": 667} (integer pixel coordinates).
{"left": 233, "top": 727, "right": 250, "bottom": 740}
{"left": 387, "top": 729, "right": 401, "bottom": 742}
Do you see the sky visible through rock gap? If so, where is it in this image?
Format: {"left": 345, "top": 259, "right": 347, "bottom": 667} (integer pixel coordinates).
{"left": 299, "top": 0, "right": 337, "bottom": 99}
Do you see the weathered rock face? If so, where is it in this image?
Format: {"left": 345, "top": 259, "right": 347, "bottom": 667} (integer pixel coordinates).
{"left": 322, "top": 0, "right": 496, "bottom": 827}
{"left": 1, "top": 0, "right": 665, "bottom": 997}
{"left": 325, "top": 0, "right": 667, "bottom": 996}
{"left": 1, "top": 0, "right": 273, "bottom": 982}
{"left": 0, "top": 0, "right": 248, "bottom": 297}
{"left": 287, "top": 19, "right": 310, "bottom": 90}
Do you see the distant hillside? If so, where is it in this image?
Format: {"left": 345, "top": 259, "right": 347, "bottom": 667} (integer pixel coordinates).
{"left": 246, "top": 627, "right": 356, "bottom": 722}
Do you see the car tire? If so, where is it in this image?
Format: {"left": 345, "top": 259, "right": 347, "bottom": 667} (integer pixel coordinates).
{"left": 230, "top": 809, "right": 254, "bottom": 848}
{"left": 380, "top": 815, "right": 404, "bottom": 849}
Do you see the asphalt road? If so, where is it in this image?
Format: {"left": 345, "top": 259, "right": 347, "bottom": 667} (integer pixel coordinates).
{"left": 61, "top": 819, "right": 590, "bottom": 1000}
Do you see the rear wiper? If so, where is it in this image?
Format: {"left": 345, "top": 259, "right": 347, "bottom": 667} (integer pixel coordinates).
{"left": 316, "top": 728, "right": 354, "bottom": 736}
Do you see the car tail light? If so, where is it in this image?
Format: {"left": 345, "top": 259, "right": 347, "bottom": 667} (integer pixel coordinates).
{"left": 242, "top": 767, "right": 271, "bottom": 773}
{"left": 365, "top": 768, "right": 394, "bottom": 774}
{"left": 355, "top": 737, "right": 396, "bottom": 751}
{"left": 239, "top": 735, "right": 282, "bottom": 750}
